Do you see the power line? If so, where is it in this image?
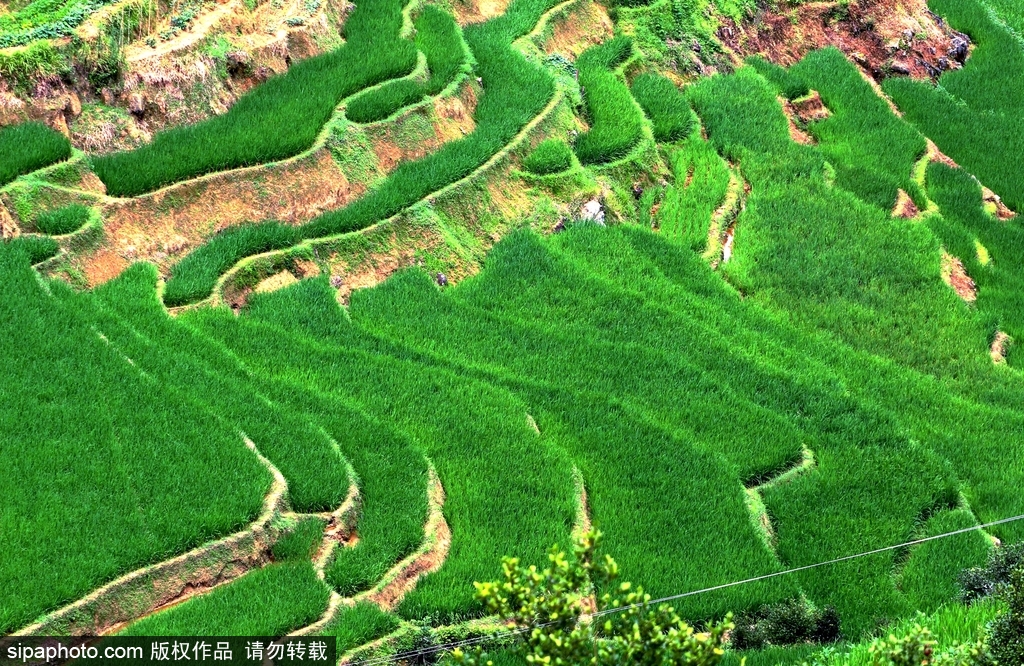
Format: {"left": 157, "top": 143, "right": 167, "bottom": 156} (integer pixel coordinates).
{"left": 347, "top": 512, "right": 1024, "bottom": 666}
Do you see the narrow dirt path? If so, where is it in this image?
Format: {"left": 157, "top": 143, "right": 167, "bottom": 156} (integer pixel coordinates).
{"left": 705, "top": 169, "right": 746, "bottom": 269}
{"left": 126, "top": 0, "right": 241, "bottom": 63}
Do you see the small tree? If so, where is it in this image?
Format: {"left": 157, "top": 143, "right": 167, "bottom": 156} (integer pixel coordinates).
{"left": 451, "top": 531, "right": 731, "bottom": 666}
{"left": 989, "top": 567, "right": 1024, "bottom": 666}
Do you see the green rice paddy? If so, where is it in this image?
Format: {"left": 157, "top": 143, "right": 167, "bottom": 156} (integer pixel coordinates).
{"left": 2, "top": 0, "right": 1022, "bottom": 659}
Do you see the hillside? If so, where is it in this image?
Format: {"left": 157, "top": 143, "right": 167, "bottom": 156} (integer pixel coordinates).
{"left": 2, "top": 0, "right": 1023, "bottom": 662}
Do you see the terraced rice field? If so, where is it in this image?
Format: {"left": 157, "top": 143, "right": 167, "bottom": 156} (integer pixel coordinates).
{"left": 2, "top": 0, "right": 1024, "bottom": 661}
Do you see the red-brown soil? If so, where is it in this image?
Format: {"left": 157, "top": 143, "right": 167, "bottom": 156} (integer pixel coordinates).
{"left": 719, "top": 0, "right": 960, "bottom": 81}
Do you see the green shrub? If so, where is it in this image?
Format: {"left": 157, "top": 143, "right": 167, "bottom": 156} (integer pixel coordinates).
{"left": 630, "top": 72, "right": 695, "bottom": 142}
{"left": 0, "top": 121, "right": 72, "bottom": 185}
{"left": 989, "top": 567, "right": 1024, "bottom": 666}
{"left": 523, "top": 138, "right": 573, "bottom": 174}
{"left": 162, "top": 222, "right": 300, "bottom": 306}
{"left": 573, "top": 36, "right": 644, "bottom": 164}
{"left": 731, "top": 598, "right": 841, "bottom": 649}
{"left": 746, "top": 55, "right": 809, "bottom": 100}
{"left": 34, "top": 203, "right": 90, "bottom": 235}
{"left": 960, "top": 540, "right": 1024, "bottom": 603}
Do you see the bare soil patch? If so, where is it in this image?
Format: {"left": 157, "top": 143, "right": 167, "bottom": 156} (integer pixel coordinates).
{"left": 451, "top": 0, "right": 511, "bottom": 25}
{"left": 991, "top": 331, "right": 1011, "bottom": 365}
{"left": 892, "top": 188, "right": 919, "bottom": 218}
{"left": 543, "top": 0, "right": 613, "bottom": 58}
{"left": 940, "top": 250, "right": 977, "bottom": 302}
{"left": 719, "top": 0, "right": 959, "bottom": 81}
{"left": 79, "top": 150, "right": 358, "bottom": 287}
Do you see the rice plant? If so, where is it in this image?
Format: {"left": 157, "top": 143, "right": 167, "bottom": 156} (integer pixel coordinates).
{"left": 319, "top": 602, "right": 401, "bottom": 653}
{"left": 92, "top": 0, "right": 419, "bottom": 196}
{"left": 0, "top": 244, "right": 269, "bottom": 635}
{"left": 884, "top": 0, "right": 1024, "bottom": 211}
{"left": 7, "top": 235, "right": 59, "bottom": 264}
{"left": 162, "top": 222, "right": 300, "bottom": 307}
{"left": 346, "top": 6, "right": 466, "bottom": 123}
{"left": 630, "top": 72, "right": 696, "bottom": 142}
{"left": 34, "top": 203, "right": 90, "bottom": 235}
{"left": 656, "top": 137, "right": 730, "bottom": 250}
{"left": 0, "top": 121, "right": 72, "bottom": 186}
{"left": 523, "top": 138, "right": 573, "bottom": 175}
{"left": 925, "top": 162, "right": 1024, "bottom": 368}
{"left": 118, "top": 562, "right": 330, "bottom": 636}
{"left": 167, "top": 0, "right": 564, "bottom": 305}
{"left": 188, "top": 294, "right": 577, "bottom": 624}
{"left": 573, "top": 36, "right": 645, "bottom": 164}
{"left": 789, "top": 48, "right": 926, "bottom": 211}
{"left": 745, "top": 56, "right": 808, "bottom": 101}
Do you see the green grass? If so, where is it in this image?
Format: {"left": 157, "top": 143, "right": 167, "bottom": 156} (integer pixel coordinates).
{"left": 34, "top": 203, "right": 90, "bottom": 235}
{"left": 119, "top": 562, "right": 330, "bottom": 636}
{"left": 630, "top": 72, "right": 695, "bottom": 142}
{"left": 163, "top": 222, "right": 301, "bottom": 307}
{"left": 319, "top": 602, "right": 401, "bottom": 653}
{"left": 924, "top": 162, "right": 1024, "bottom": 368}
{"left": 345, "top": 6, "right": 466, "bottom": 123}
{"left": 91, "top": 0, "right": 419, "bottom": 196}
{"left": 746, "top": 55, "right": 809, "bottom": 101}
{"left": 789, "top": 48, "right": 926, "bottom": 211}
{"left": 656, "top": 136, "right": 730, "bottom": 250}
{"left": 0, "top": 243, "right": 269, "bottom": 635}
{"left": 0, "top": 121, "right": 71, "bottom": 186}
{"left": 884, "top": 0, "right": 1024, "bottom": 211}
{"left": 523, "top": 138, "right": 573, "bottom": 175}
{"left": 573, "top": 36, "right": 645, "bottom": 164}
{"left": 0, "top": 0, "right": 118, "bottom": 48}
{"left": 189, "top": 296, "right": 577, "bottom": 624}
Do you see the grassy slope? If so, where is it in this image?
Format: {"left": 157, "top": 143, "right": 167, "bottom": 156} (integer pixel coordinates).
{"left": 0, "top": 244, "right": 269, "bottom": 634}
{"left": 884, "top": 0, "right": 1024, "bottom": 211}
